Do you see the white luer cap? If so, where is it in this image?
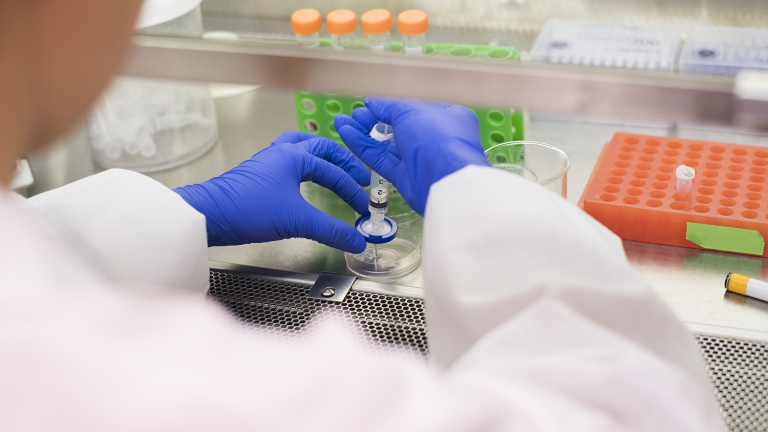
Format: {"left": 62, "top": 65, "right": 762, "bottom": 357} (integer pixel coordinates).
{"left": 136, "top": 0, "right": 202, "bottom": 29}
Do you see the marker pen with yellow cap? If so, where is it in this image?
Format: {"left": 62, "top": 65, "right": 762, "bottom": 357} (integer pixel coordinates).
{"left": 725, "top": 273, "right": 768, "bottom": 302}
{"left": 362, "top": 9, "right": 392, "bottom": 52}
{"left": 327, "top": 9, "right": 357, "bottom": 51}
{"left": 398, "top": 10, "right": 428, "bottom": 56}
{"left": 291, "top": 8, "right": 322, "bottom": 48}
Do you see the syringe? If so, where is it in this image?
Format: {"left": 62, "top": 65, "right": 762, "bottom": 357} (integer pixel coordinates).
{"left": 361, "top": 122, "right": 394, "bottom": 237}
{"left": 368, "top": 170, "right": 390, "bottom": 228}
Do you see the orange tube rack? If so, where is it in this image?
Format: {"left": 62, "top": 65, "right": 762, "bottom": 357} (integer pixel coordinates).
{"left": 579, "top": 133, "right": 768, "bottom": 257}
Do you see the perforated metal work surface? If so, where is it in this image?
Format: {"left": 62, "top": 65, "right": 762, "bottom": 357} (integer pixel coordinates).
{"left": 208, "top": 270, "right": 428, "bottom": 356}
{"left": 209, "top": 269, "right": 768, "bottom": 431}
{"left": 698, "top": 336, "right": 768, "bottom": 431}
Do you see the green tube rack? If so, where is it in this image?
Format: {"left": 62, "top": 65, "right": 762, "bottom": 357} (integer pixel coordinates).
{"left": 316, "top": 39, "right": 520, "bottom": 61}
{"left": 294, "top": 92, "right": 526, "bottom": 150}
{"left": 295, "top": 91, "right": 526, "bottom": 217}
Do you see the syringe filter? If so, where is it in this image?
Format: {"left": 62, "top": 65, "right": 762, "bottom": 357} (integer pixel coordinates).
{"left": 355, "top": 214, "right": 398, "bottom": 244}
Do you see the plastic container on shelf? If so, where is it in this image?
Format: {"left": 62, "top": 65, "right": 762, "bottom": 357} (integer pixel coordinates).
{"left": 579, "top": 133, "right": 768, "bottom": 257}
{"left": 136, "top": 0, "right": 203, "bottom": 37}
{"left": 361, "top": 9, "right": 392, "bottom": 52}
{"left": 88, "top": 0, "right": 218, "bottom": 172}
{"left": 398, "top": 10, "right": 428, "bottom": 56}
{"left": 291, "top": 8, "right": 322, "bottom": 48}
{"left": 485, "top": 141, "right": 570, "bottom": 198}
{"left": 530, "top": 19, "right": 681, "bottom": 71}
{"left": 327, "top": 9, "right": 357, "bottom": 51}
{"left": 680, "top": 25, "right": 768, "bottom": 76}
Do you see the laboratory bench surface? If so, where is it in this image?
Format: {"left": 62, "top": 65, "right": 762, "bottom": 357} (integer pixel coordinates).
{"left": 29, "top": 86, "right": 768, "bottom": 343}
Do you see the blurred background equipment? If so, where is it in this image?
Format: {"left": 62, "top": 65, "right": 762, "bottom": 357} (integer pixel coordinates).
{"left": 88, "top": 0, "right": 218, "bottom": 172}
{"left": 10, "top": 159, "right": 33, "bottom": 197}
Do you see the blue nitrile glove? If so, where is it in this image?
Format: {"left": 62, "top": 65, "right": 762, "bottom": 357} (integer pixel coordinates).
{"left": 174, "top": 131, "right": 371, "bottom": 253}
{"left": 333, "top": 97, "right": 490, "bottom": 215}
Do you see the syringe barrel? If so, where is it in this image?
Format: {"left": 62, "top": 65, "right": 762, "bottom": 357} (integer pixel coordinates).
{"left": 368, "top": 122, "right": 392, "bottom": 211}
{"left": 369, "top": 170, "right": 390, "bottom": 209}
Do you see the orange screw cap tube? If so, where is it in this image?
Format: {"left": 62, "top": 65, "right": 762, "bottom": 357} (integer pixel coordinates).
{"left": 361, "top": 9, "right": 392, "bottom": 52}
{"left": 291, "top": 8, "right": 322, "bottom": 48}
{"left": 397, "top": 10, "right": 428, "bottom": 55}
{"left": 327, "top": 9, "right": 357, "bottom": 50}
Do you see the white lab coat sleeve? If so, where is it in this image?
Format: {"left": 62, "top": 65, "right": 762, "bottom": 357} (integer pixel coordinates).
{"left": 27, "top": 169, "right": 208, "bottom": 295}
{"left": 0, "top": 175, "right": 724, "bottom": 431}
{"left": 423, "top": 165, "right": 723, "bottom": 429}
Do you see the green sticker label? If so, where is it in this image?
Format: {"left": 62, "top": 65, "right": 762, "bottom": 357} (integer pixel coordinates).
{"left": 686, "top": 223, "right": 765, "bottom": 256}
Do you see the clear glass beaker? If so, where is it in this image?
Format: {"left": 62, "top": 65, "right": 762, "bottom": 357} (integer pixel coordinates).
{"left": 485, "top": 141, "right": 570, "bottom": 198}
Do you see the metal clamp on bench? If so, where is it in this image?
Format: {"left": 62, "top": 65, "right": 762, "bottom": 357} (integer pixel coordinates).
{"left": 307, "top": 272, "right": 356, "bottom": 302}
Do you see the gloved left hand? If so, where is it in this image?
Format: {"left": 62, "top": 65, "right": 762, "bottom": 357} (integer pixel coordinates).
{"left": 334, "top": 97, "right": 489, "bottom": 215}
{"left": 174, "top": 131, "right": 370, "bottom": 253}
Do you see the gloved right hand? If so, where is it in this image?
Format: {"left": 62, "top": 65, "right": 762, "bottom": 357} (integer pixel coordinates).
{"left": 334, "top": 97, "right": 489, "bottom": 215}
{"left": 174, "top": 132, "right": 370, "bottom": 252}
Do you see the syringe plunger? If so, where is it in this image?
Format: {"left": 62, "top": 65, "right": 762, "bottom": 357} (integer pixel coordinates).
{"left": 368, "top": 122, "right": 393, "bottom": 214}
{"left": 363, "top": 122, "right": 394, "bottom": 236}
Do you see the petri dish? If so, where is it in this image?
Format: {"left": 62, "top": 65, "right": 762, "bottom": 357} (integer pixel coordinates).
{"left": 345, "top": 230, "right": 421, "bottom": 279}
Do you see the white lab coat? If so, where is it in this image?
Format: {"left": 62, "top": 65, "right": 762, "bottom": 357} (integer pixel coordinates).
{"left": 0, "top": 166, "right": 723, "bottom": 431}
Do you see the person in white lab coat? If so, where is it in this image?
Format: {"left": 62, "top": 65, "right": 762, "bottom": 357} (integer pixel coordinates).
{"left": 0, "top": 1, "right": 724, "bottom": 431}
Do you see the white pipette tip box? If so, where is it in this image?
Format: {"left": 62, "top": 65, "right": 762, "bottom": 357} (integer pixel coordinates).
{"left": 680, "top": 25, "right": 768, "bottom": 76}
{"left": 530, "top": 19, "right": 682, "bottom": 71}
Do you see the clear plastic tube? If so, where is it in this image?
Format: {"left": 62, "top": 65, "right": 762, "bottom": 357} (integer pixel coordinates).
{"left": 332, "top": 34, "right": 354, "bottom": 50}
{"left": 370, "top": 121, "right": 393, "bottom": 140}
{"left": 676, "top": 164, "right": 695, "bottom": 193}
{"left": 403, "top": 34, "right": 425, "bottom": 56}
{"left": 368, "top": 32, "right": 391, "bottom": 52}
{"left": 297, "top": 32, "right": 319, "bottom": 48}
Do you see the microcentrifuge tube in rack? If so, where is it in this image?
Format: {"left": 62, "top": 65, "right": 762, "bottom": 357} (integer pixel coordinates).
{"left": 676, "top": 164, "right": 695, "bottom": 193}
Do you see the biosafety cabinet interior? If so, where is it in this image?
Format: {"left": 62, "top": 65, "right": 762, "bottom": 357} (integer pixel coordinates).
{"left": 28, "top": 0, "right": 768, "bottom": 430}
